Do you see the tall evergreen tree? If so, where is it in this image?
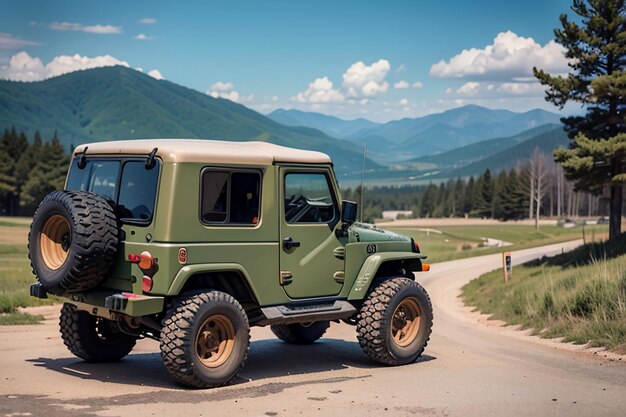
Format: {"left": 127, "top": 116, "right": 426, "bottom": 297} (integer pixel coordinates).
{"left": 463, "top": 176, "right": 476, "bottom": 216}
{"left": 420, "top": 183, "right": 439, "bottom": 218}
{"left": 500, "top": 169, "right": 528, "bottom": 220}
{"left": 534, "top": 0, "right": 626, "bottom": 239}
{"left": 20, "top": 133, "right": 69, "bottom": 213}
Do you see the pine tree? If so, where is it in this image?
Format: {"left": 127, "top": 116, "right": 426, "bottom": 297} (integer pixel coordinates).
{"left": 20, "top": 133, "right": 69, "bottom": 214}
{"left": 420, "top": 184, "right": 439, "bottom": 218}
{"left": 492, "top": 170, "right": 508, "bottom": 219}
{"left": 500, "top": 169, "right": 528, "bottom": 220}
{"left": 0, "top": 142, "right": 16, "bottom": 214}
{"left": 463, "top": 176, "right": 476, "bottom": 216}
{"left": 475, "top": 169, "right": 494, "bottom": 218}
{"left": 534, "top": 0, "right": 626, "bottom": 239}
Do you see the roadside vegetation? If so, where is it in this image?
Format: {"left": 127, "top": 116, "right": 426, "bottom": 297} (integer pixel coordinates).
{"left": 462, "top": 234, "right": 626, "bottom": 351}
{"left": 387, "top": 224, "right": 607, "bottom": 262}
{"left": 0, "top": 216, "right": 57, "bottom": 325}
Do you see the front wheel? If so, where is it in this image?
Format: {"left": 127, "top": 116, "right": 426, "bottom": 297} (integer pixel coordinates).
{"left": 356, "top": 278, "right": 433, "bottom": 365}
{"left": 160, "top": 291, "right": 250, "bottom": 388}
{"left": 59, "top": 303, "right": 137, "bottom": 362}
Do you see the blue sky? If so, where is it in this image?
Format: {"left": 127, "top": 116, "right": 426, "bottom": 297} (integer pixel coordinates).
{"left": 0, "top": 0, "right": 577, "bottom": 122}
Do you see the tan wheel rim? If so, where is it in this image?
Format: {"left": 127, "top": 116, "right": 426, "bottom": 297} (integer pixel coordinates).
{"left": 391, "top": 297, "right": 421, "bottom": 347}
{"left": 40, "top": 215, "right": 71, "bottom": 270}
{"left": 195, "top": 314, "right": 236, "bottom": 368}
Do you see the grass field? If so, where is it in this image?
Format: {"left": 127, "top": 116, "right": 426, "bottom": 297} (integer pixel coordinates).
{"left": 462, "top": 235, "right": 626, "bottom": 351}
{"left": 386, "top": 224, "right": 608, "bottom": 262}
{"left": 0, "top": 216, "right": 55, "bottom": 324}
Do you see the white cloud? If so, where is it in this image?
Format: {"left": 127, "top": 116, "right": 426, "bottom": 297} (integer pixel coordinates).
{"left": 395, "top": 63, "right": 406, "bottom": 73}
{"left": 207, "top": 81, "right": 251, "bottom": 103}
{"left": 293, "top": 76, "right": 345, "bottom": 103}
{"left": 134, "top": 33, "right": 153, "bottom": 40}
{"left": 445, "top": 87, "right": 452, "bottom": 94}
{"left": 399, "top": 98, "right": 409, "bottom": 106}
{"left": 430, "top": 31, "right": 569, "bottom": 80}
{"left": 138, "top": 18, "right": 157, "bottom": 24}
{"left": 271, "top": 95, "right": 279, "bottom": 102}
{"left": 211, "top": 81, "right": 235, "bottom": 92}
{"left": 147, "top": 69, "right": 163, "bottom": 80}
{"left": 0, "top": 33, "right": 40, "bottom": 50}
{"left": 343, "top": 59, "right": 390, "bottom": 98}
{"left": 496, "top": 82, "right": 544, "bottom": 95}
{"left": 457, "top": 81, "right": 480, "bottom": 95}
{"left": 0, "top": 51, "right": 130, "bottom": 81}
{"left": 412, "top": 81, "right": 423, "bottom": 89}
{"left": 50, "top": 22, "right": 122, "bottom": 34}
{"left": 394, "top": 80, "right": 409, "bottom": 89}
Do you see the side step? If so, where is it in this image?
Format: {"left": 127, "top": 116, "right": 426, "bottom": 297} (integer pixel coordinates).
{"left": 258, "top": 300, "right": 357, "bottom": 325}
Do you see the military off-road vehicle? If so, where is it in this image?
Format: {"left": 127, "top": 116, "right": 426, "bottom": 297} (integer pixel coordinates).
{"left": 29, "top": 139, "right": 433, "bottom": 388}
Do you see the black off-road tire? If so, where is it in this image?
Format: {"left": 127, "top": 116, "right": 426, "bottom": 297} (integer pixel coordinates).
{"left": 29, "top": 190, "right": 119, "bottom": 295}
{"left": 59, "top": 303, "right": 137, "bottom": 362}
{"left": 270, "top": 321, "right": 330, "bottom": 344}
{"left": 160, "top": 291, "right": 250, "bottom": 388}
{"left": 356, "top": 277, "right": 433, "bottom": 365}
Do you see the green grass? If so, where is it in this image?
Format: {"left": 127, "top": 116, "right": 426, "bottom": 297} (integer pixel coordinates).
{"left": 0, "top": 311, "right": 44, "bottom": 325}
{"left": 0, "top": 217, "right": 57, "bottom": 323}
{"left": 386, "top": 224, "right": 608, "bottom": 262}
{"left": 462, "top": 235, "right": 626, "bottom": 349}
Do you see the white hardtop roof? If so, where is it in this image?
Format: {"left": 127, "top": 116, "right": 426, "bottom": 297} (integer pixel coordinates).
{"left": 73, "top": 139, "right": 332, "bottom": 165}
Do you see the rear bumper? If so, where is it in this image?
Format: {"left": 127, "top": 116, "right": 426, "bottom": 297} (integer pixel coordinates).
{"left": 30, "top": 283, "right": 164, "bottom": 318}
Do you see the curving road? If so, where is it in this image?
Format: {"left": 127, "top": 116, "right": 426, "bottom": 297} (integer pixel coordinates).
{"left": 1, "top": 240, "right": 625, "bottom": 417}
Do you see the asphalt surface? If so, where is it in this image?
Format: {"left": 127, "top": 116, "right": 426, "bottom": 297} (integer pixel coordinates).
{"left": 1, "top": 240, "right": 625, "bottom": 417}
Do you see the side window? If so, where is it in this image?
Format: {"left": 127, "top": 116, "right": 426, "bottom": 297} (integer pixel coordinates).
{"left": 284, "top": 172, "right": 336, "bottom": 223}
{"left": 201, "top": 170, "right": 261, "bottom": 225}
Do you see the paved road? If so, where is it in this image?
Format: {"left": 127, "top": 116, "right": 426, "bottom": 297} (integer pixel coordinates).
{"left": 1, "top": 241, "right": 625, "bottom": 417}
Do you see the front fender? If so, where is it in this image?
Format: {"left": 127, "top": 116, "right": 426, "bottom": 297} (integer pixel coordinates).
{"left": 347, "top": 252, "right": 427, "bottom": 301}
{"left": 167, "top": 263, "right": 260, "bottom": 301}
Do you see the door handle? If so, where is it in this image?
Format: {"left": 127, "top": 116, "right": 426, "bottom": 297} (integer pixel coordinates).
{"left": 283, "top": 237, "right": 301, "bottom": 250}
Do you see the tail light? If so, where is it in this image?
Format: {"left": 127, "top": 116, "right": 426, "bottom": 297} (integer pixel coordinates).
{"left": 411, "top": 239, "right": 421, "bottom": 253}
{"left": 142, "top": 276, "right": 154, "bottom": 292}
{"left": 128, "top": 251, "right": 154, "bottom": 270}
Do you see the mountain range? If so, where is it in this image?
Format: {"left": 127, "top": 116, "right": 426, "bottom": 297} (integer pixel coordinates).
{"left": 0, "top": 66, "right": 570, "bottom": 185}
{"left": 268, "top": 106, "right": 563, "bottom": 163}
{"left": 0, "top": 66, "right": 378, "bottom": 175}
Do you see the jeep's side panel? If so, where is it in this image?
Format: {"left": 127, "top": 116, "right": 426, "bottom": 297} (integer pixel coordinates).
{"left": 156, "top": 162, "right": 278, "bottom": 243}
{"left": 344, "top": 250, "right": 426, "bottom": 300}
{"left": 166, "top": 243, "right": 284, "bottom": 305}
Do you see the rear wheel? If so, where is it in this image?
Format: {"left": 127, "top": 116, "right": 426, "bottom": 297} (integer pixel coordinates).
{"left": 356, "top": 277, "right": 433, "bottom": 365}
{"left": 270, "top": 321, "right": 330, "bottom": 344}
{"left": 160, "top": 291, "right": 250, "bottom": 388}
{"left": 59, "top": 304, "right": 137, "bottom": 362}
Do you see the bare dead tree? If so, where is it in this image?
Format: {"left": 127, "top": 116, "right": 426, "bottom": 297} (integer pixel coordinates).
{"left": 530, "top": 148, "right": 549, "bottom": 229}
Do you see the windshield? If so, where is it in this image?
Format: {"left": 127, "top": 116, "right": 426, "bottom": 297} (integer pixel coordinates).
{"left": 66, "top": 158, "right": 160, "bottom": 224}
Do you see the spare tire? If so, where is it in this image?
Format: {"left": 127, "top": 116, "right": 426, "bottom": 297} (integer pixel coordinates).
{"left": 28, "top": 190, "right": 119, "bottom": 295}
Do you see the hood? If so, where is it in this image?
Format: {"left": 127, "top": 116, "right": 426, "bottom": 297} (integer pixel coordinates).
{"left": 348, "top": 222, "right": 411, "bottom": 243}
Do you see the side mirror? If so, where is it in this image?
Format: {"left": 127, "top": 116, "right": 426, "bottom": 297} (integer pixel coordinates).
{"left": 341, "top": 201, "right": 358, "bottom": 226}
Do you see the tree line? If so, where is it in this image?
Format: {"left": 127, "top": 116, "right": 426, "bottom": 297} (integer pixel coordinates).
{"left": 346, "top": 151, "right": 611, "bottom": 224}
{"left": 0, "top": 128, "right": 69, "bottom": 216}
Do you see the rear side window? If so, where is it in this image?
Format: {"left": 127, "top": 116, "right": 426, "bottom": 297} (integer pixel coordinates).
{"left": 201, "top": 170, "right": 261, "bottom": 225}
{"left": 66, "top": 158, "right": 160, "bottom": 225}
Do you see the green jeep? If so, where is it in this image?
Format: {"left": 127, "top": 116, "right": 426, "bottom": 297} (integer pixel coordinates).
{"left": 28, "top": 139, "right": 433, "bottom": 388}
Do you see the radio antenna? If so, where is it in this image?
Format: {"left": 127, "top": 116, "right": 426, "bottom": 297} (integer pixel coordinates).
{"left": 359, "top": 143, "right": 367, "bottom": 223}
